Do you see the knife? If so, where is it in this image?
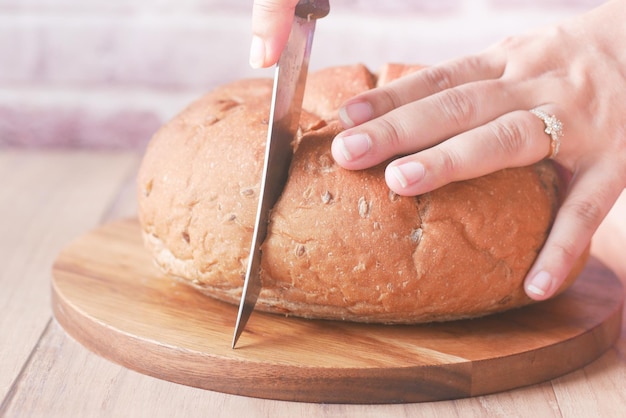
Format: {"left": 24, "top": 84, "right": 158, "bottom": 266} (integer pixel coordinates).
{"left": 232, "top": 0, "right": 330, "bottom": 348}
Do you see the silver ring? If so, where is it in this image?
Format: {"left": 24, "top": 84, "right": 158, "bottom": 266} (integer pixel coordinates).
{"left": 530, "top": 108, "right": 563, "bottom": 159}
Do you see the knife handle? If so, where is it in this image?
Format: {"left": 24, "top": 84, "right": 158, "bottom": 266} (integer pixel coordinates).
{"left": 295, "top": 0, "right": 330, "bottom": 20}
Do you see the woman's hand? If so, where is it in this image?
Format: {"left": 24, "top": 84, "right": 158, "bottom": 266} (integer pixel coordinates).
{"left": 249, "top": 0, "right": 626, "bottom": 301}
{"left": 330, "top": 0, "right": 626, "bottom": 300}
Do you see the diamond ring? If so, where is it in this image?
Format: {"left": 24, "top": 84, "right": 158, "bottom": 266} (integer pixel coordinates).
{"left": 530, "top": 108, "right": 563, "bottom": 159}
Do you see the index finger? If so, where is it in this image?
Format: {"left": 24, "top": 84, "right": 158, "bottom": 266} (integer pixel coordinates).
{"left": 251, "top": 0, "right": 300, "bottom": 68}
{"left": 337, "top": 54, "right": 505, "bottom": 129}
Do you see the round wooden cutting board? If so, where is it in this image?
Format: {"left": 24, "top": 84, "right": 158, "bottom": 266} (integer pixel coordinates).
{"left": 51, "top": 219, "right": 623, "bottom": 404}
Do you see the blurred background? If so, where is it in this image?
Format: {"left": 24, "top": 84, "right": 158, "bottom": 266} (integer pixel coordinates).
{"left": 0, "top": 0, "right": 605, "bottom": 150}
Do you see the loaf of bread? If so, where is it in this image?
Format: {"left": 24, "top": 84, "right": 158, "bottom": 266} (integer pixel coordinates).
{"left": 137, "top": 63, "right": 586, "bottom": 324}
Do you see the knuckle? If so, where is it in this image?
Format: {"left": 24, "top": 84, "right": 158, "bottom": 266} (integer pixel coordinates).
{"left": 488, "top": 117, "right": 529, "bottom": 157}
{"left": 497, "top": 35, "right": 521, "bottom": 49}
{"left": 254, "top": 0, "right": 298, "bottom": 16}
{"left": 549, "top": 236, "right": 580, "bottom": 266}
{"left": 433, "top": 147, "right": 463, "bottom": 182}
{"left": 422, "top": 65, "right": 457, "bottom": 92}
{"left": 377, "top": 85, "right": 406, "bottom": 112}
{"left": 435, "top": 88, "right": 477, "bottom": 129}
{"left": 465, "top": 54, "right": 495, "bottom": 74}
{"left": 254, "top": 0, "right": 278, "bottom": 13}
{"left": 562, "top": 197, "right": 605, "bottom": 232}
{"left": 375, "top": 115, "right": 406, "bottom": 150}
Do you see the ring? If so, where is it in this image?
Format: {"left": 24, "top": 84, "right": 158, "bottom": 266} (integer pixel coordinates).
{"left": 530, "top": 108, "right": 563, "bottom": 159}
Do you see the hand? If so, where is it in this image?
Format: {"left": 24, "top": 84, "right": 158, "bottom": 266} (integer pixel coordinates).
{"left": 250, "top": 0, "right": 300, "bottom": 68}
{"left": 329, "top": 0, "right": 626, "bottom": 301}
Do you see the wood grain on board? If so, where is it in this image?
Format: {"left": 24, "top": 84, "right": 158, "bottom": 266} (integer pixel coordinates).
{"left": 51, "top": 218, "right": 624, "bottom": 404}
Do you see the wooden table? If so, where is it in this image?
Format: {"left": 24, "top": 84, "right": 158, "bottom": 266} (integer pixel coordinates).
{"left": 1, "top": 150, "right": 625, "bottom": 417}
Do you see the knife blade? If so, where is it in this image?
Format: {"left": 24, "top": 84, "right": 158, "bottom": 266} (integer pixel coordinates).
{"left": 232, "top": 0, "right": 330, "bottom": 348}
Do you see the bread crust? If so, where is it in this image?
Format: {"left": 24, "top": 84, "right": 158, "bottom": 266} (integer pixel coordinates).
{"left": 137, "top": 64, "right": 587, "bottom": 324}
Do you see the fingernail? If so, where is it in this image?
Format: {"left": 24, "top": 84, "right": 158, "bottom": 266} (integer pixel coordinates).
{"left": 388, "top": 162, "right": 425, "bottom": 188}
{"left": 336, "top": 133, "right": 371, "bottom": 161}
{"left": 526, "top": 271, "right": 554, "bottom": 297}
{"left": 338, "top": 101, "right": 373, "bottom": 128}
{"left": 249, "top": 35, "right": 265, "bottom": 69}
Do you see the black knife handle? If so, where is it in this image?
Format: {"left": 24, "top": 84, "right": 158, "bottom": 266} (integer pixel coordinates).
{"left": 295, "top": 0, "right": 330, "bottom": 19}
